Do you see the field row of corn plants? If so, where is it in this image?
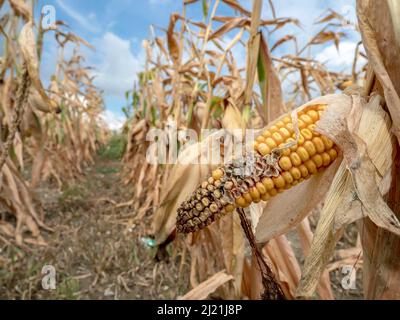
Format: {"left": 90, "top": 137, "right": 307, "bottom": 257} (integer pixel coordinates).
{"left": 0, "top": 1, "right": 108, "bottom": 247}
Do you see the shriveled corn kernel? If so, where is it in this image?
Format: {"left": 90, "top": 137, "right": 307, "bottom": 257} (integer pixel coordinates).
{"left": 303, "top": 141, "right": 317, "bottom": 157}
{"left": 321, "top": 152, "right": 331, "bottom": 166}
{"left": 312, "top": 137, "right": 325, "bottom": 153}
{"left": 305, "top": 160, "right": 317, "bottom": 174}
{"left": 317, "top": 105, "right": 326, "bottom": 111}
{"left": 253, "top": 141, "right": 259, "bottom": 149}
{"left": 262, "top": 177, "right": 275, "bottom": 191}
{"left": 225, "top": 204, "right": 235, "bottom": 213}
{"left": 256, "top": 182, "right": 267, "bottom": 195}
{"left": 212, "top": 169, "right": 223, "bottom": 181}
{"left": 290, "top": 167, "right": 302, "bottom": 180}
{"left": 297, "top": 146, "right": 310, "bottom": 162}
{"left": 299, "top": 164, "right": 309, "bottom": 177}
{"left": 321, "top": 136, "right": 333, "bottom": 149}
{"left": 265, "top": 137, "right": 277, "bottom": 149}
{"left": 258, "top": 143, "right": 270, "bottom": 156}
{"left": 279, "top": 156, "right": 293, "bottom": 171}
{"left": 272, "top": 175, "right": 286, "bottom": 188}
{"left": 277, "top": 188, "right": 285, "bottom": 193}
{"left": 282, "top": 171, "right": 294, "bottom": 184}
{"left": 311, "top": 154, "right": 323, "bottom": 168}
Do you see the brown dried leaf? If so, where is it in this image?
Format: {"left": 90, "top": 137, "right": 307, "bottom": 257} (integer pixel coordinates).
{"left": 178, "top": 270, "right": 233, "bottom": 300}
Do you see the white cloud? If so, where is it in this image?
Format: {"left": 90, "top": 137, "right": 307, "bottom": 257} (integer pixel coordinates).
{"left": 99, "top": 110, "right": 125, "bottom": 131}
{"left": 56, "top": 0, "right": 100, "bottom": 33}
{"left": 90, "top": 32, "right": 145, "bottom": 97}
{"left": 315, "top": 41, "right": 366, "bottom": 72}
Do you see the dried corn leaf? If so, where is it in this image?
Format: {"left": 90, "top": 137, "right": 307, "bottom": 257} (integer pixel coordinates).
{"left": 178, "top": 270, "right": 233, "bottom": 300}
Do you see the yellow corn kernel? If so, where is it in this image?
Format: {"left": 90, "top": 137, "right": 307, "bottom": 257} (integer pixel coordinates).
{"left": 279, "top": 127, "right": 291, "bottom": 140}
{"left": 283, "top": 116, "right": 292, "bottom": 124}
{"left": 249, "top": 187, "right": 261, "bottom": 202}
{"left": 212, "top": 169, "right": 224, "bottom": 181}
{"left": 279, "top": 144, "right": 291, "bottom": 156}
{"left": 307, "top": 110, "right": 319, "bottom": 122}
{"left": 258, "top": 143, "right": 270, "bottom": 156}
{"left": 243, "top": 192, "right": 253, "bottom": 203}
{"left": 261, "top": 192, "right": 270, "bottom": 201}
{"left": 262, "top": 177, "right": 275, "bottom": 191}
{"left": 311, "top": 154, "right": 323, "bottom": 168}
{"left": 279, "top": 156, "right": 292, "bottom": 171}
{"left": 297, "top": 119, "right": 306, "bottom": 129}
{"left": 276, "top": 121, "right": 285, "bottom": 128}
{"left": 265, "top": 137, "right": 278, "bottom": 149}
{"left": 282, "top": 171, "right": 294, "bottom": 184}
{"left": 305, "top": 160, "right": 317, "bottom": 174}
{"left": 272, "top": 132, "right": 284, "bottom": 145}
{"left": 301, "top": 128, "right": 313, "bottom": 140}
{"left": 235, "top": 196, "right": 248, "bottom": 208}
{"left": 298, "top": 164, "right": 309, "bottom": 177}
{"left": 328, "top": 148, "right": 338, "bottom": 161}
{"left": 256, "top": 135, "right": 265, "bottom": 143}
{"left": 297, "top": 146, "right": 310, "bottom": 162}
{"left": 272, "top": 175, "right": 286, "bottom": 188}
{"left": 262, "top": 130, "right": 272, "bottom": 138}
{"left": 321, "top": 136, "right": 333, "bottom": 149}
{"left": 303, "top": 141, "right": 317, "bottom": 157}
{"left": 300, "top": 114, "right": 313, "bottom": 125}
{"left": 321, "top": 152, "right": 331, "bottom": 166}
{"left": 256, "top": 182, "right": 267, "bottom": 195}
{"left": 312, "top": 137, "right": 325, "bottom": 153}
{"left": 269, "top": 188, "right": 278, "bottom": 197}
{"left": 290, "top": 167, "right": 302, "bottom": 180}
{"left": 225, "top": 204, "right": 235, "bottom": 213}
{"left": 269, "top": 125, "right": 279, "bottom": 133}
{"left": 293, "top": 133, "right": 305, "bottom": 145}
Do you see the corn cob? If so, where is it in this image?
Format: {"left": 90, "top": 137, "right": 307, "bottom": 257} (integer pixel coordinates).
{"left": 176, "top": 104, "right": 339, "bottom": 234}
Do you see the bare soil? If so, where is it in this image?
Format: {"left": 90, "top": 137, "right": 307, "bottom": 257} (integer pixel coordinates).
{"left": 0, "top": 158, "right": 190, "bottom": 299}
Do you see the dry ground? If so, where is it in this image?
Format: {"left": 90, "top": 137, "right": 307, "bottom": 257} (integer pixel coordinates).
{"left": 0, "top": 157, "right": 190, "bottom": 299}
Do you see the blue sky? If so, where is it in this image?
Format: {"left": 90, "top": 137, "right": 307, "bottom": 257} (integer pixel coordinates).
{"left": 32, "top": 0, "right": 360, "bottom": 129}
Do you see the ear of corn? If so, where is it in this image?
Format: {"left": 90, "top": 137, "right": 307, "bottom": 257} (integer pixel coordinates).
{"left": 176, "top": 104, "right": 339, "bottom": 233}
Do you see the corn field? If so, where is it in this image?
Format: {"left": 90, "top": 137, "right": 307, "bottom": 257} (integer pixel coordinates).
{"left": 0, "top": 0, "right": 399, "bottom": 300}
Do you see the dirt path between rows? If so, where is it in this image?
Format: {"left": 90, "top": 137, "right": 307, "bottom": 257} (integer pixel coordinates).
{"left": 0, "top": 158, "right": 189, "bottom": 299}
